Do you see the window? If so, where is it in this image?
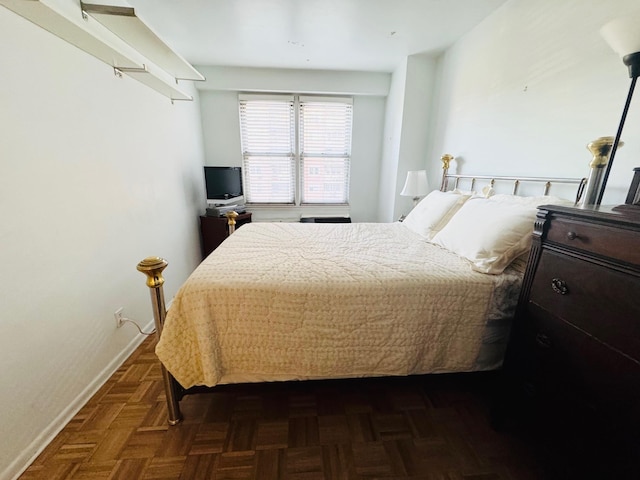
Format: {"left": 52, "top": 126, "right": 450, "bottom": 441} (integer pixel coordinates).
{"left": 239, "top": 94, "right": 353, "bottom": 205}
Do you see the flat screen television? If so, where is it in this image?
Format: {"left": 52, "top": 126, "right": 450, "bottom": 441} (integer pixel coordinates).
{"left": 204, "top": 166, "right": 243, "bottom": 201}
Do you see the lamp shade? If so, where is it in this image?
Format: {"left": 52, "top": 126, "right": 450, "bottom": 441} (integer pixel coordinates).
{"left": 600, "top": 12, "right": 640, "bottom": 58}
{"left": 400, "top": 170, "right": 429, "bottom": 197}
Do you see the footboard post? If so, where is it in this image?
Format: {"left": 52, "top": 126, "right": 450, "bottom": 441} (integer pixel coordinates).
{"left": 137, "top": 256, "right": 183, "bottom": 425}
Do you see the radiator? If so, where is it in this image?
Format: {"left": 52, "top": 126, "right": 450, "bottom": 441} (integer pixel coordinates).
{"left": 300, "top": 217, "right": 351, "bottom": 223}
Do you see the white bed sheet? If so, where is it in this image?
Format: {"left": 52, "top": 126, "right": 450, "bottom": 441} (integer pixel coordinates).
{"left": 156, "top": 222, "right": 523, "bottom": 388}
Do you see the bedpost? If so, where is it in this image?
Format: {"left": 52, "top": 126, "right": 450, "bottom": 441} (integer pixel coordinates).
{"left": 440, "top": 153, "right": 454, "bottom": 191}
{"left": 137, "top": 256, "right": 183, "bottom": 425}
{"left": 580, "top": 136, "right": 619, "bottom": 206}
{"left": 226, "top": 210, "right": 239, "bottom": 234}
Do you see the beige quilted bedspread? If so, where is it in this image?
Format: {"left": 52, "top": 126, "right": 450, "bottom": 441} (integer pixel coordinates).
{"left": 156, "top": 222, "right": 520, "bottom": 388}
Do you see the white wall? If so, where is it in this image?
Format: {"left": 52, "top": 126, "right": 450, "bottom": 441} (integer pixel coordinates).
{"left": 394, "top": 54, "right": 438, "bottom": 220}
{"left": 0, "top": 9, "right": 205, "bottom": 480}
{"left": 378, "top": 58, "right": 408, "bottom": 223}
{"left": 200, "top": 90, "right": 244, "bottom": 167}
{"left": 428, "top": 0, "right": 640, "bottom": 204}
{"left": 197, "top": 65, "right": 391, "bottom": 96}
{"left": 197, "top": 66, "right": 388, "bottom": 222}
{"left": 378, "top": 54, "right": 439, "bottom": 223}
{"left": 349, "top": 95, "right": 387, "bottom": 222}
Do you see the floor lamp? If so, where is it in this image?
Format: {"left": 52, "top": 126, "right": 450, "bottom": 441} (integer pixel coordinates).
{"left": 597, "top": 13, "right": 640, "bottom": 205}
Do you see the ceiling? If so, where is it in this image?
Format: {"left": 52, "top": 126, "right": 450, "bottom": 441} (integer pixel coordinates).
{"left": 127, "top": 0, "right": 508, "bottom": 73}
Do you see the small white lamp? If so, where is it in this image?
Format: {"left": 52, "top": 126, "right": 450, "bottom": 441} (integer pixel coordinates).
{"left": 400, "top": 170, "right": 429, "bottom": 206}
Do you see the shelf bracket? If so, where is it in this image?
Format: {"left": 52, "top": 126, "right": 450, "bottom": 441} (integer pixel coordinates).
{"left": 114, "top": 64, "right": 148, "bottom": 76}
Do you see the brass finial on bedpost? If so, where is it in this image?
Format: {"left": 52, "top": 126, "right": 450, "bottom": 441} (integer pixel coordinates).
{"left": 137, "top": 256, "right": 183, "bottom": 426}
{"left": 137, "top": 256, "right": 168, "bottom": 289}
{"left": 440, "top": 153, "right": 454, "bottom": 191}
{"left": 226, "top": 210, "right": 239, "bottom": 234}
{"left": 581, "top": 136, "right": 623, "bottom": 206}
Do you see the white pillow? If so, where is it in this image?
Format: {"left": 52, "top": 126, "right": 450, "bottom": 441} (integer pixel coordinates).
{"left": 402, "top": 190, "right": 471, "bottom": 240}
{"left": 431, "top": 197, "right": 539, "bottom": 274}
{"left": 453, "top": 184, "right": 495, "bottom": 198}
{"left": 487, "top": 193, "right": 575, "bottom": 208}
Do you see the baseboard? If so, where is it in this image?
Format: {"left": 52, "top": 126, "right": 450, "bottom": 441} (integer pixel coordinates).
{"left": 3, "top": 319, "right": 155, "bottom": 480}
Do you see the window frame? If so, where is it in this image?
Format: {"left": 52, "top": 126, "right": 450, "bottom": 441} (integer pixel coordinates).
{"left": 239, "top": 93, "right": 353, "bottom": 206}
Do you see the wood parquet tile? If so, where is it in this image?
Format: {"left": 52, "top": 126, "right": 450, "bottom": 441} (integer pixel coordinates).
{"left": 20, "top": 337, "right": 560, "bottom": 479}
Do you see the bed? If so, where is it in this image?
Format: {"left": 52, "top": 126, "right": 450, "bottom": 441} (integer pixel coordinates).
{"left": 137, "top": 154, "right": 587, "bottom": 425}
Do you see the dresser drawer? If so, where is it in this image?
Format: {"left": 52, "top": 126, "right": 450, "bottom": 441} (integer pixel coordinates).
{"left": 529, "top": 250, "right": 640, "bottom": 362}
{"left": 545, "top": 217, "right": 640, "bottom": 265}
{"left": 524, "top": 303, "right": 640, "bottom": 425}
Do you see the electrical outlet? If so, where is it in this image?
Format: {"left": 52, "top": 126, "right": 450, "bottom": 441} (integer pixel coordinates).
{"left": 114, "top": 307, "right": 124, "bottom": 328}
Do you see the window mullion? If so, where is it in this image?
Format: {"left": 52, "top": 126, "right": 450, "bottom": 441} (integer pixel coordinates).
{"left": 294, "top": 96, "right": 301, "bottom": 206}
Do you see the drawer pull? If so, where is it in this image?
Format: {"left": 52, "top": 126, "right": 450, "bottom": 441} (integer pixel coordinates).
{"left": 535, "top": 333, "right": 552, "bottom": 349}
{"left": 551, "top": 278, "right": 569, "bottom": 295}
{"left": 566, "top": 231, "right": 578, "bottom": 240}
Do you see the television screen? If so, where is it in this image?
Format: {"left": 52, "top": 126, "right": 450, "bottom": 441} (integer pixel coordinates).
{"left": 204, "top": 166, "right": 243, "bottom": 200}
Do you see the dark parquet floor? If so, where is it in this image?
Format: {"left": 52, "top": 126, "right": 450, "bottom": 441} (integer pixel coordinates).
{"left": 17, "top": 336, "right": 635, "bottom": 480}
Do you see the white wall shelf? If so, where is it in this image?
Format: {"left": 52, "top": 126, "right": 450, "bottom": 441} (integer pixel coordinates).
{"left": 80, "top": 2, "right": 204, "bottom": 82}
{"left": 0, "top": 0, "right": 203, "bottom": 101}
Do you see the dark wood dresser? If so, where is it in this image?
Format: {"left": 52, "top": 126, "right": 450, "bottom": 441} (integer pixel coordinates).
{"left": 500, "top": 204, "right": 640, "bottom": 475}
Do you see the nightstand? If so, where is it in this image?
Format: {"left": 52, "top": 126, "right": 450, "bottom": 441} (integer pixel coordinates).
{"left": 199, "top": 212, "right": 252, "bottom": 259}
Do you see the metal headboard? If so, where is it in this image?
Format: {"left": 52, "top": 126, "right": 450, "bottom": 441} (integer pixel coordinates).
{"left": 438, "top": 154, "right": 587, "bottom": 204}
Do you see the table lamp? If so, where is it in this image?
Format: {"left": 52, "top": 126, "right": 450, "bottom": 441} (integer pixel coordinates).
{"left": 400, "top": 170, "right": 429, "bottom": 206}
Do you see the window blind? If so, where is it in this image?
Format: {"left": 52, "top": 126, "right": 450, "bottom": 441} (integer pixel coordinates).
{"left": 239, "top": 96, "right": 295, "bottom": 204}
{"left": 299, "top": 98, "right": 352, "bottom": 204}
{"left": 239, "top": 94, "right": 352, "bottom": 205}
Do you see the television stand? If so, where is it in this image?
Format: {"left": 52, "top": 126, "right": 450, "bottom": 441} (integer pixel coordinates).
{"left": 206, "top": 204, "right": 246, "bottom": 216}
